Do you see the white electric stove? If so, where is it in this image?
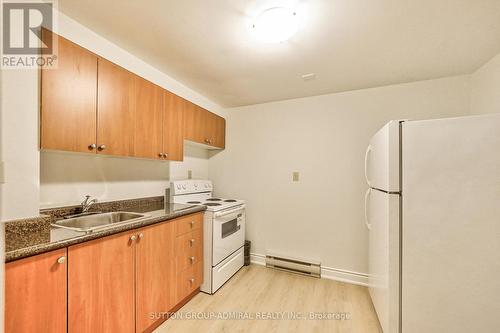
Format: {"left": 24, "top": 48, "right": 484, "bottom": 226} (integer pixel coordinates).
{"left": 168, "top": 180, "right": 246, "bottom": 294}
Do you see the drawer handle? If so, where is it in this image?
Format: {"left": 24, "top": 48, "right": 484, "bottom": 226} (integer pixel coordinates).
{"left": 190, "top": 239, "right": 195, "bottom": 246}
{"left": 190, "top": 256, "right": 195, "bottom": 264}
{"left": 189, "top": 221, "right": 195, "bottom": 228}
{"left": 189, "top": 278, "right": 195, "bottom": 285}
{"left": 57, "top": 256, "right": 66, "bottom": 264}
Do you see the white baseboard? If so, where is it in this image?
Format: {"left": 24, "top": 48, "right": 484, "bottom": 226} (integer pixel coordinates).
{"left": 249, "top": 252, "right": 369, "bottom": 287}
{"left": 321, "top": 266, "right": 369, "bottom": 286}
{"left": 250, "top": 253, "right": 266, "bottom": 266}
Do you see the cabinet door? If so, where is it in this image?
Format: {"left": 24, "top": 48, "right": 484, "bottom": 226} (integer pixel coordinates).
{"left": 204, "top": 111, "right": 226, "bottom": 148}
{"left": 5, "top": 249, "right": 67, "bottom": 333}
{"left": 69, "top": 232, "right": 136, "bottom": 333}
{"left": 203, "top": 110, "right": 217, "bottom": 146}
{"left": 97, "top": 58, "right": 136, "bottom": 157}
{"left": 40, "top": 30, "right": 97, "bottom": 153}
{"left": 135, "top": 222, "right": 176, "bottom": 332}
{"left": 184, "top": 102, "right": 204, "bottom": 144}
{"left": 163, "top": 91, "right": 185, "bottom": 161}
{"left": 134, "top": 76, "right": 163, "bottom": 159}
{"left": 214, "top": 114, "right": 226, "bottom": 149}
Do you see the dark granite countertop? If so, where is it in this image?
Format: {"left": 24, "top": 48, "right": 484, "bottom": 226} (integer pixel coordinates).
{"left": 5, "top": 203, "right": 206, "bottom": 263}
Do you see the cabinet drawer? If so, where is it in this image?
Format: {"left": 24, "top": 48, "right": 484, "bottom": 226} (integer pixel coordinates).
{"left": 175, "top": 227, "right": 203, "bottom": 254}
{"left": 176, "top": 228, "right": 203, "bottom": 271}
{"left": 176, "top": 262, "right": 203, "bottom": 301}
{"left": 174, "top": 212, "right": 203, "bottom": 236}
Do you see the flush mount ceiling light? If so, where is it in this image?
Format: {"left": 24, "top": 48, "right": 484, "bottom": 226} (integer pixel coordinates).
{"left": 252, "top": 7, "right": 299, "bottom": 43}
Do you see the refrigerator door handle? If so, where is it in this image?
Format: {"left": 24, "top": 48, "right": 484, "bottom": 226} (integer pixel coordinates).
{"left": 364, "top": 145, "right": 372, "bottom": 186}
{"left": 364, "top": 188, "right": 372, "bottom": 230}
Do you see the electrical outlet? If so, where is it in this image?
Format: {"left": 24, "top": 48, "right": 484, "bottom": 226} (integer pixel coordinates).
{"left": 292, "top": 171, "right": 299, "bottom": 182}
{"left": 188, "top": 170, "right": 192, "bottom": 179}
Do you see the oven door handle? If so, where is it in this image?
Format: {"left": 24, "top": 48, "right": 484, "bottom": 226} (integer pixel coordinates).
{"left": 214, "top": 204, "right": 246, "bottom": 218}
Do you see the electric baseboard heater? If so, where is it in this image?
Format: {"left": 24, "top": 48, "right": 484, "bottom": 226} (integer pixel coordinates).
{"left": 266, "top": 253, "right": 321, "bottom": 278}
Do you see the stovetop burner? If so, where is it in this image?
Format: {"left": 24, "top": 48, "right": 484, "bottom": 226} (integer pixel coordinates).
{"left": 224, "top": 199, "right": 237, "bottom": 202}
{"left": 204, "top": 203, "right": 222, "bottom": 206}
{"left": 187, "top": 201, "right": 201, "bottom": 204}
{"left": 206, "top": 198, "right": 222, "bottom": 201}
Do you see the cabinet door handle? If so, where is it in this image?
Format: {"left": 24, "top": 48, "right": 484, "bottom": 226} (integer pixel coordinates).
{"left": 138, "top": 233, "right": 144, "bottom": 239}
{"left": 129, "top": 235, "right": 137, "bottom": 242}
{"left": 57, "top": 256, "right": 66, "bottom": 264}
{"left": 88, "top": 144, "right": 96, "bottom": 150}
{"left": 190, "top": 256, "right": 195, "bottom": 264}
{"left": 189, "top": 278, "right": 195, "bottom": 285}
{"left": 189, "top": 221, "right": 195, "bottom": 228}
{"left": 158, "top": 153, "right": 163, "bottom": 158}
{"left": 98, "top": 144, "right": 106, "bottom": 151}
{"left": 163, "top": 153, "right": 168, "bottom": 158}
{"left": 189, "top": 239, "right": 195, "bottom": 247}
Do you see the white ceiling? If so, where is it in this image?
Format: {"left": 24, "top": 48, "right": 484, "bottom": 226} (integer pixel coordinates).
{"left": 59, "top": 0, "right": 500, "bottom": 107}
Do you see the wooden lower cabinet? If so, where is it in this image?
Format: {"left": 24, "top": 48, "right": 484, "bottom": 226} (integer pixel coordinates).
{"left": 68, "top": 231, "right": 136, "bottom": 333}
{"left": 5, "top": 214, "right": 204, "bottom": 333}
{"left": 174, "top": 213, "right": 204, "bottom": 303}
{"left": 135, "top": 222, "right": 176, "bottom": 332}
{"left": 5, "top": 249, "right": 67, "bottom": 333}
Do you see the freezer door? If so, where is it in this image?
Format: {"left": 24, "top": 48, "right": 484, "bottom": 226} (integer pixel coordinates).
{"left": 402, "top": 114, "right": 500, "bottom": 333}
{"left": 365, "top": 120, "right": 401, "bottom": 192}
{"left": 366, "top": 188, "right": 400, "bottom": 333}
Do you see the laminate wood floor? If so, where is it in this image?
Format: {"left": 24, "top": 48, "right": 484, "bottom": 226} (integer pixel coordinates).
{"left": 155, "top": 264, "right": 381, "bottom": 333}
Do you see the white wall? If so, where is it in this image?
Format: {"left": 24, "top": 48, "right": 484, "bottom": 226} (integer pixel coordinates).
{"left": 40, "top": 145, "right": 210, "bottom": 208}
{"left": 40, "top": 151, "right": 170, "bottom": 208}
{"left": 208, "top": 75, "right": 471, "bottom": 276}
{"left": 169, "top": 145, "right": 210, "bottom": 181}
{"left": 0, "top": 69, "right": 40, "bottom": 220}
{"left": 0, "top": 10, "right": 220, "bottom": 218}
{"left": 470, "top": 52, "right": 500, "bottom": 115}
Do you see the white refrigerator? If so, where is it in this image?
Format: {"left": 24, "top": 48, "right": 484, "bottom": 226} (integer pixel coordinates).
{"left": 365, "top": 114, "right": 500, "bottom": 333}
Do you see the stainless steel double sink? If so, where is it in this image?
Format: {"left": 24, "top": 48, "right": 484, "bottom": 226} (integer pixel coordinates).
{"left": 51, "top": 212, "right": 150, "bottom": 233}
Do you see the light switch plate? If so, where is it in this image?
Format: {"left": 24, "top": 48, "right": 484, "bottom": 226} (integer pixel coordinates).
{"left": 292, "top": 171, "right": 299, "bottom": 182}
{"left": 188, "top": 170, "right": 192, "bottom": 179}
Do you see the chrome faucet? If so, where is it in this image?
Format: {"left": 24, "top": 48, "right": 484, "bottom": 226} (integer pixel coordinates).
{"left": 81, "top": 195, "right": 97, "bottom": 213}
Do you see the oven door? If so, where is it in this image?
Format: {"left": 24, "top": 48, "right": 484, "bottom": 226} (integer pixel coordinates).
{"left": 212, "top": 205, "right": 246, "bottom": 266}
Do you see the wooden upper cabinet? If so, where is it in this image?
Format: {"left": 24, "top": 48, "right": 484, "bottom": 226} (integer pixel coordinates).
{"left": 163, "top": 91, "right": 185, "bottom": 161}
{"left": 69, "top": 231, "right": 136, "bottom": 333}
{"left": 183, "top": 101, "right": 226, "bottom": 149}
{"left": 40, "top": 31, "right": 224, "bottom": 159}
{"left": 184, "top": 101, "right": 204, "bottom": 143}
{"left": 134, "top": 75, "right": 163, "bottom": 159}
{"left": 97, "top": 58, "right": 136, "bottom": 157}
{"left": 5, "top": 248, "right": 67, "bottom": 333}
{"left": 40, "top": 30, "right": 97, "bottom": 153}
{"left": 135, "top": 222, "right": 176, "bottom": 332}
{"left": 214, "top": 114, "right": 226, "bottom": 148}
